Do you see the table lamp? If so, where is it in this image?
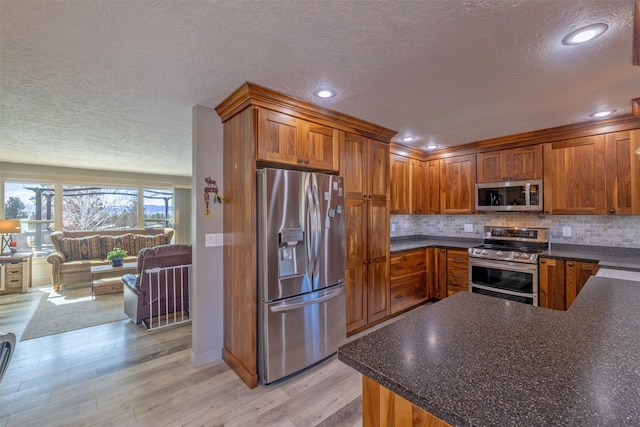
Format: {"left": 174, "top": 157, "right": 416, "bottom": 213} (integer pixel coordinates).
{"left": 0, "top": 220, "right": 21, "bottom": 255}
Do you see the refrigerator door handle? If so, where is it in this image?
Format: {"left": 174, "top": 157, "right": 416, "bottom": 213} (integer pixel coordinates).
{"left": 269, "top": 287, "right": 344, "bottom": 313}
{"left": 311, "top": 182, "right": 321, "bottom": 279}
{"left": 305, "top": 183, "right": 315, "bottom": 280}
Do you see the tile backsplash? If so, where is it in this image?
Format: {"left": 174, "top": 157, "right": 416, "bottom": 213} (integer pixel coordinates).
{"left": 391, "top": 213, "right": 640, "bottom": 248}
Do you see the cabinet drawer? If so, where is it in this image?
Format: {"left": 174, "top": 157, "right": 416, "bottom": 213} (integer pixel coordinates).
{"left": 448, "top": 266, "right": 468, "bottom": 287}
{"left": 391, "top": 273, "right": 427, "bottom": 314}
{"left": 5, "top": 277, "right": 23, "bottom": 289}
{"left": 447, "top": 251, "right": 468, "bottom": 269}
{"left": 390, "top": 250, "right": 426, "bottom": 278}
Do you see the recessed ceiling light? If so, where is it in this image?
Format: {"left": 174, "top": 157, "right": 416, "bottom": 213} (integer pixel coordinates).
{"left": 314, "top": 88, "right": 336, "bottom": 99}
{"left": 589, "top": 109, "right": 616, "bottom": 118}
{"left": 401, "top": 136, "right": 415, "bottom": 142}
{"left": 425, "top": 144, "right": 440, "bottom": 150}
{"left": 561, "top": 23, "right": 608, "bottom": 45}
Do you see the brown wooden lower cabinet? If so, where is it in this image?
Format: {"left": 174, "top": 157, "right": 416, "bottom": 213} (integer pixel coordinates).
{"left": 435, "top": 248, "right": 469, "bottom": 299}
{"left": 539, "top": 257, "right": 599, "bottom": 310}
{"left": 390, "top": 249, "right": 428, "bottom": 315}
{"left": 362, "top": 376, "right": 451, "bottom": 427}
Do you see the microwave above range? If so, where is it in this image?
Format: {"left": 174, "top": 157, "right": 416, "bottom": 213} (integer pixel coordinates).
{"left": 475, "top": 179, "right": 543, "bottom": 212}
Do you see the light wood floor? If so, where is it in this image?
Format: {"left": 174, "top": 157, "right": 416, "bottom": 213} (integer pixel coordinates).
{"left": 1, "top": 288, "right": 408, "bottom": 427}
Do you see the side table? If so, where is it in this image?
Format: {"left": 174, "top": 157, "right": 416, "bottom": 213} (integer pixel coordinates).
{"left": 0, "top": 254, "right": 32, "bottom": 294}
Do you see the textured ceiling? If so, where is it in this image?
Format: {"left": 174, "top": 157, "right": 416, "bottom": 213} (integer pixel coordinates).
{"left": 1, "top": 0, "right": 638, "bottom": 176}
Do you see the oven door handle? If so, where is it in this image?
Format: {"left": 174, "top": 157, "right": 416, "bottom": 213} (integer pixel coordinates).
{"left": 468, "top": 258, "right": 538, "bottom": 273}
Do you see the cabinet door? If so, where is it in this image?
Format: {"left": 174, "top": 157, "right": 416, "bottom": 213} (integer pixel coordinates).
{"left": 256, "top": 109, "right": 301, "bottom": 165}
{"left": 476, "top": 150, "right": 504, "bottom": 183}
{"left": 390, "top": 154, "right": 410, "bottom": 214}
{"left": 539, "top": 257, "right": 565, "bottom": 310}
{"left": 369, "top": 140, "right": 389, "bottom": 201}
{"left": 409, "top": 159, "right": 427, "bottom": 214}
{"left": 367, "top": 198, "right": 390, "bottom": 323}
{"left": 605, "top": 130, "right": 640, "bottom": 215}
{"left": 508, "top": 145, "right": 542, "bottom": 180}
{"left": 341, "top": 133, "right": 367, "bottom": 199}
{"left": 302, "top": 122, "right": 339, "bottom": 171}
{"left": 343, "top": 198, "right": 368, "bottom": 333}
{"left": 440, "top": 155, "right": 476, "bottom": 214}
{"left": 425, "top": 160, "right": 440, "bottom": 214}
{"left": 446, "top": 249, "right": 468, "bottom": 296}
{"left": 566, "top": 261, "right": 599, "bottom": 309}
{"left": 543, "top": 136, "right": 607, "bottom": 214}
{"left": 434, "top": 248, "right": 448, "bottom": 299}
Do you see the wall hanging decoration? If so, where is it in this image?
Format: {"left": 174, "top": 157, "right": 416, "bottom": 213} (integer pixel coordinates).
{"left": 204, "top": 177, "right": 223, "bottom": 216}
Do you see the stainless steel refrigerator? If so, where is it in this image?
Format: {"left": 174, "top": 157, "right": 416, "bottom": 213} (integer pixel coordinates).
{"left": 257, "top": 168, "right": 346, "bottom": 384}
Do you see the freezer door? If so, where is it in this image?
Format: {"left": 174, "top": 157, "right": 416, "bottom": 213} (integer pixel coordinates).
{"left": 258, "top": 169, "right": 312, "bottom": 302}
{"left": 259, "top": 285, "right": 346, "bottom": 384}
{"left": 311, "top": 173, "right": 345, "bottom": 291}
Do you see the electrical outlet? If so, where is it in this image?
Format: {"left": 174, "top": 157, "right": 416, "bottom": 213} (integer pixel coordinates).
{"left": 391, "top": 224, "right": 396, "bottom": 232}
{"left": 205, "top": 233, "right": 223, "bottom": 247}
{"left": 562, "top": 227, "right": 571, "bottom": 237}
{"left": 464, "top": 224, "right": 473, "bottom": 232}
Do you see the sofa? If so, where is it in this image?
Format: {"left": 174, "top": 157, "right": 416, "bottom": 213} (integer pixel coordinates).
{"left": 46, "top": 228, "right": 174, "bottom": 290}
{"left": 122, "top": 244, "right": 192, "bottom": 325}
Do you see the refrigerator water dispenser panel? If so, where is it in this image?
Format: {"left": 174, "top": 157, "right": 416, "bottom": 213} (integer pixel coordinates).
{"left": 278, "top": 228, "right": 305, "bottom": 278}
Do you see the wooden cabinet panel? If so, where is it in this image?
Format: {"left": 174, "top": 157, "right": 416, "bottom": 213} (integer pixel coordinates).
{"left": 303, "top": 122, "right": 339, "bottom": 170}
{"left": 477, "top": 145, "right": 542, "bottom": 183}
{"left": 256, "top": 108, "right": 338, "bottom": 171}
{"left": 440, "top": 155, "right": 476, "bottom": 214}
{"left": 341, "top": 134, "right": 390, "bottom": 333}
{"left": 543, "top": 136, "right": 607, "bottom": 214}
{"left": 426, "top": 160, "right": 440, "bottom": 214}
{"left": 539, "top": 257, "right": 566, "bottom": 310}
{"left": 435, "top": 248, "right": 448, "bottom": 300}
{"left": 369, "top": 140, "right": 390, "bottom": 200}
{"left": 446, "top": 249, "right": 468, "bottom": 296}
{"left": 425, "top": 247, "right": 436, "bottom": 300}
{"left": 341, "top": 133, "right": 367, "bottom": 199}
{"left": 409, "top": 159, "right": 427, "bottom": 214}
{"left": 566, "top": 261, "right": 599, "bottom": 309}
{"left": 390, "top": 248, "right": 427, "bottom": 315}
{"left": 390, "top": 154, "right": 410, "bottom": 214}
{"left": 343, "top": 198, "right": 368, "bottom": 332}
{"left": 605, "top": 130, "right": 640, "bottom": 215}
{"left": 476, "top": 150, "right": 504, "bottom": 183}
{"left": 509, "top": 145, "right": 542, "bottom": 180}
{"left": 257, "top": 108, "right": 300, "bottom": 165}
{"left": 539, "top": 257, "right": 598, "bottom": 310}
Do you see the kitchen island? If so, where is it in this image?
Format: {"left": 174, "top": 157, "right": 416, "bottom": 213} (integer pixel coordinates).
{"left": 338, "top": 276, "right": 640, "bottom": 426}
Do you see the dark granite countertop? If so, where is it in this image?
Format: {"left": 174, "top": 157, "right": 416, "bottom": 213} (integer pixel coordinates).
{"left": 390, "top": 235, "right": 640, "bottom": 270}
{"left": 338, "top": 277, "right": 640, "bottom": 426}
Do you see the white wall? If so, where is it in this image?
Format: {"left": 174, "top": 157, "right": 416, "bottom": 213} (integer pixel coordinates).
{"left": 190, "top": 105, "right": 224, "bottom": 365}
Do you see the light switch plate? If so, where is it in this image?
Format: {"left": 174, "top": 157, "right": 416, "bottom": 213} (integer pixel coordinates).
{"left": 205, "top": 233, "right": 223, "bottom": 247}
{"left": 464, "top": 224, "right": 473, "bottom": 232}
{"left": 562, "top": 227, "right": 571, "bottom": 237}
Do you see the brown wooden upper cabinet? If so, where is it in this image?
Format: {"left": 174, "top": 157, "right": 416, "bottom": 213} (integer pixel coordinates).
{"left": 544, "top": 130, "right": 640, "bottom": 215}
{"left": 476, "top": 145, "right": 543, "bottom": 183}
{"left": 440, "top": 154, "right": 476, "bottom": 214}
{"left": 390, "top": 153, "right": 410, "bottom": 214}
{"left": 409, "top": 159, "right": 440, "bottom": 214}
{"left": 257, "top": 108, "right": 339, "bottom": 171}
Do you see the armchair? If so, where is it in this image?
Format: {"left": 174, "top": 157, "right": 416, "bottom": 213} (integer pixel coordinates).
{"left": 122, "top": 244, "right": 192, "bottom": 326}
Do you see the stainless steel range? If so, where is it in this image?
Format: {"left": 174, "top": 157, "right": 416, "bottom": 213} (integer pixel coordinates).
{"left": 468, "top": 226, "right": 549, "bottom": 306}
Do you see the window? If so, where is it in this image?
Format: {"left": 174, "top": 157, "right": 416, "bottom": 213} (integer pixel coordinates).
{"left": 62, "top": 186, "right": 138, "bottom": 230}
{"left": 144, "top": 189, "right": 174, "bottom": 228}
{"left": 3, "top": 183, "right": 55, "bottom": 256}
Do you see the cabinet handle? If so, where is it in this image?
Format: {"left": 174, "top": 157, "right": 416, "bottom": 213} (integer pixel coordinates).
{"left": 304, "top": 159, "right": 310, "bottom": 164}
{"left": 544, "top": 210, "right": 550, "bottom": 214}
{"left": 541, "top": 260, "right": 546, "bottom": 264}
{"left": 452, "top": 257, "right": 463, "bottom": 261}
{"left": 502, "top": 176, "right": 507, "bottom": 180}
{"left": 453, "top": 275, "right": 463, "bottom": 279}
{"left": 508, "top": 176, "right": 513, "bottom": 180}
{"left": 568, "top": 263, "right": 574, "bottom": 267}
{"left": 297, "top": 158, "right": 304, "bottom": 163}
{"left": 609, "top": 209, "right": 615, "bottom": 214}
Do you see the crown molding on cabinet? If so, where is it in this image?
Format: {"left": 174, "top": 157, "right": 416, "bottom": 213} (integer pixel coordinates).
{"left": 393, "top": 110, "right": 640, "bottom": 161}
{"left": 215, "top": 82, "right": 397, "bottom": 142}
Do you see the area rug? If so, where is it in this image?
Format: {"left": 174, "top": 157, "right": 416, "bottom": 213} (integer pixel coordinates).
{"left": 20, "top": 286, "right": 128, "bottom": 341}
